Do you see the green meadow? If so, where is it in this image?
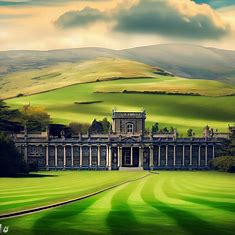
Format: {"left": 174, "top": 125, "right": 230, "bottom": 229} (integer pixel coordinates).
{"left": 0, "top": 58, "right": 155, "bottom": 99}
{"left": 0, "top": 171, "right": 145, "bottom": 215}
{"left": 1, "top": 171, "right": 235, "bottom": 235}
{"left": 7, "top": 78, "right": 235, "bottom": 135}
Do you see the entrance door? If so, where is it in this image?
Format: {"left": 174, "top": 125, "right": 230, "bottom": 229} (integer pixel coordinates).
{"left": 122, "top": 148, "right": 131, "bottom": 166}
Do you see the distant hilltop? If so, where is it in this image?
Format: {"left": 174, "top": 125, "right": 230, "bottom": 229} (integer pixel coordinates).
{"left": 1, "top": 43, "right": 235, "bottom": 84}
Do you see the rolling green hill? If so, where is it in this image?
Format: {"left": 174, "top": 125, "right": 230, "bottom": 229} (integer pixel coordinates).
{"left": 6, "top": 78, "right": 235, "bottom": 135}
{"left": 0, "top": 58, "right": 156, "bottom": 99}
{"left": 1, "top": 57, "right": 235, "bottom": 99}
{"left": 96, "top": 76, "right": 235, "bottom": 97}
{"left": 2, "top": 56, "right": 235, "bottom": 135}
{"left": 1, "top": 44, "right": 235, "bottom": 83}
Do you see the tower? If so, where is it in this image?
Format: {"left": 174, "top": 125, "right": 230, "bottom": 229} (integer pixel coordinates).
{"left": 112, "top": 110, "right": 146, "bottom": 135}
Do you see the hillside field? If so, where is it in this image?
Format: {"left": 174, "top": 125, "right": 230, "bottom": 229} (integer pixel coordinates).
{"left": 6, "top": 78, "right": 235, "bottom": 135}
{"left": 0, "top": 58, "right": 155, "bottom": 99}
{"left": 1, "top": 171, "right": 235, "bottom": 235}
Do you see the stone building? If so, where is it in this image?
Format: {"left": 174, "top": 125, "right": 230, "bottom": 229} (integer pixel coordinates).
{"left": 14, "top": 110, "right": 231, "bottom": 171}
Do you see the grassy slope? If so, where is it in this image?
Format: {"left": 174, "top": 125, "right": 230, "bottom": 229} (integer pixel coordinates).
{"left": 2, "top": 172, "right": 235, "bottom": 235}
{"left": 7, "top": 78, "right": 235, "bottom": 135}
{"left": 0, "top": 58, "right": 155, "bottom": 99}
{"left": 0, "top": 171, "right": 146, "bottom": 215}
{"left": 1, "top": 57, "right": 235, "bottom": 99}
{"left": 96, "top": 76, "right": 235, "bottom": 96}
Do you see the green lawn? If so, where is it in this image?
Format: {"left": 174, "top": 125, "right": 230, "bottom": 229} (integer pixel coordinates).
{"left": 1, "top": 171, "right": 235, "bottom": 235}
{"left": 7, "top": 78, "right": 235, "bottom": 135}
{"left": 0, "top": 171, "right": 146, "bottom": 215}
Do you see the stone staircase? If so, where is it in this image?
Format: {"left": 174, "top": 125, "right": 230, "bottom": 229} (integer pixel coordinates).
{"left": 119, "top": 167, "right": 144, "bottom": 171}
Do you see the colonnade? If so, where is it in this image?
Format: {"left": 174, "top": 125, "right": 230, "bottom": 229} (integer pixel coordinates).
{"left": 42, "top": 144, "right": 215, "bottom": 169}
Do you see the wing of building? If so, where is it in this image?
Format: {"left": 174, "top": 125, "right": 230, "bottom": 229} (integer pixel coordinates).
{"left": 13, "top": 110, "right": 233, "bottom": 171}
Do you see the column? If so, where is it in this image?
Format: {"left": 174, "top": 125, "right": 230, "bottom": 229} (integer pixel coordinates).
{"left": 117, "top": 146, "right": 120, "bottom": 167}
{"left": 138, "top": 147, "right": 142, "bottom": 167}
{"left": 71, "top": 146, "right": 74, "bottom": 168}
{"left": 55, "top": 145, "right": 58, "bottom": 168}
{"left": 165, "top": 145, "right": 168, "bottom": 167}
{"left": 212, "top": 145, "right": 215, "bottom": 160}
{"left": 108, "top": 146, "right": 112, "bottom": 170}
{"left": 205, "top": 145, "right": 208, "bottom": 166}
{"left": 46, "top": 145, "right": 49, "bottom": 169}
{"left": 173, "top": 145, "right": 176, "bottom": 167}
{"left": 130, "top": 146, "right": 133, "bottom": 165}
{"left": 158, "top": 146, "right": 161, "bottom": 166}
{"left": 98, "top": 145, "right": 101, "bottom": 167}
{"left": 198, "top": 146, "right": 201, "bottom": 167}
{"left": 24, "top": 145, "right": 28, "bottom": 162}
{"left": 182, "top": 145, "right": 185, "bottom": 167}
{"left": 106, "top": 145, "right": 109, "bottom": 168}
{"left": 80, "top": 146, "right": 83, "bottom": 168}
{"left": 118, "top": 146, "right": 122, "bottom": 167}
{"left": 89, "top": 146, "right": 92, "bottom": 167}
{"left": 149, "top": 146, "right": 154, "bottom": 169}
{"left": 63, "top": 146, "right": 66, "bottom": 169}
{"left": 190, "top": 145, "right": 192, "bottom": 166}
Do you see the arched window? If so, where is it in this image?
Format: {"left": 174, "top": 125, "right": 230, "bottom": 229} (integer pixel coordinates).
{"left": 126, "top": 123, "right": 134, "bottom": 134}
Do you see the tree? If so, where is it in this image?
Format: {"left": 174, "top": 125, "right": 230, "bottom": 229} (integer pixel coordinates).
{"left": 151, "top": 123, "right": 159, "bottom": 133}
{"left": 0, "top": 132, "right": 28, "bottom": 176}
{"left": 160, "top": 127, "right": 169, "bottom": 133}
{"left": 21, "top": 104, "right": 51, "bottom": 132}
{"left": 100, "top": 118, "right": 111, "bottom": 133}
{"left": 211, "top": 156, "right": 235, "bottom": 173}
{"left": 89, "top": 119, "right": 104, "bottom": 134}
{"left": 69, "top": 122, "right": 89, "bottom": 135}
{"left": 48, "top": 124, "right": 72, "bottom": 138}
{"left": 187, "top": 129, "right": 193, "bottom": 137}
{"left": 211, "top": 133, "right": 235, "bottom": 172}
{"left": 0, "top": 100, "right": 23, "bottom": 133}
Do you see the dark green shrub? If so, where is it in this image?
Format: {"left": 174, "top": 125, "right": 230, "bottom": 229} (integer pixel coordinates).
{"left": 211, "top": 156, "right": 235, "bottom": 173}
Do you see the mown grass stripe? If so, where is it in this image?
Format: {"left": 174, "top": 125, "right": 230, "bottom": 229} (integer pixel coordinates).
{"left": 0, "top": 173, "right": 150, "bottom": 220}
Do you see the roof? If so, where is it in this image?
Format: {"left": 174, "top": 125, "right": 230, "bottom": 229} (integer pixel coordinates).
{"left": 112, "top": 111, "right": 146, "bottom": 119}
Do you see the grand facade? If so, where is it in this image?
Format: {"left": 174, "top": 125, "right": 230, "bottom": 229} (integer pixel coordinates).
{"left": 14, "top": 111, "right": 233, "bottom": 170}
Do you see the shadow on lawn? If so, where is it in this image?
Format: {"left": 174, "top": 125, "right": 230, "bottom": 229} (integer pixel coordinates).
{"left": 106, "top": 182, "right": 141, "bottom": 234}
{"left": 177, "top": 195, "right": 235, "bottom": 214}
{"left": 141, "top": 175, "right": 232, "bottom": 235}
{"left": 32, "top": 192, "right": 104, "bottom": 235}
{"left": 11, "top": 173, "right": 58, "bottom": 178}
{"left": 106, "top": 181, "right": 171, "bottom": 235}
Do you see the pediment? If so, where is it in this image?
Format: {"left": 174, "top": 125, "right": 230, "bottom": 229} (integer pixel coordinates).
{"left": 120, "top": 136, "right": 138, "bottom": 143}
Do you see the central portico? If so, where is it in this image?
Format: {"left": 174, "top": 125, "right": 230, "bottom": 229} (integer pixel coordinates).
{"left": 110, "top": 110, "right": 147, "bottom": 170}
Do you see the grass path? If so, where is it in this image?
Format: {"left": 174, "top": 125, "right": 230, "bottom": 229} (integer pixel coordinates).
{"left": 1, "top": 172, "right": 234, "bottom": 235}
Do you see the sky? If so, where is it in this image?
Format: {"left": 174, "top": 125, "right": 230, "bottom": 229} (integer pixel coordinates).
{"left": 0, "top": 0, "right": 235, "bottom": 51}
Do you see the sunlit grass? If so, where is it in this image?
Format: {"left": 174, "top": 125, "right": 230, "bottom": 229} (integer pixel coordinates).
{"left": 7, "top": 78, "right": 235, "bottom": 135}
{"left": 2, "top": 171, "right": 235, "bottom": 235}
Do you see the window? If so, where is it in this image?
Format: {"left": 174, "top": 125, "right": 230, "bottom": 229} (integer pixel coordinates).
{"left": 127, "top": 123, "right": 134, "bottom": 134}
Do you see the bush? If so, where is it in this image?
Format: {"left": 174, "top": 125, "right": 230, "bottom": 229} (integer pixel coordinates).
{"left": 0, "top": 132, "right": 28, "bottom": 176}
{"left": 28, "top": 162, "right": 39, "bottom": 172}
{"left": 211, "top": 156, "right": 235, "bottom": 173}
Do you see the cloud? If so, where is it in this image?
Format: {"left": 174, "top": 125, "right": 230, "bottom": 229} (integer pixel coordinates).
{"left": 55, "top": 0, "right": 230, "bottom": 40}
{"left": 114, "top": 0, "right": 230, "bottom": 39}
{"left": 0, "top": 0, "right": 104, "bottom": 7}
{"left": 193, "top": 0, "right": 235, "bottom": 9}
{"left": 55, "top": 7, "right": 106, "bottom": 28}
{"left": 0, "top": 13, "right": 31, "bottom": 19}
